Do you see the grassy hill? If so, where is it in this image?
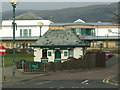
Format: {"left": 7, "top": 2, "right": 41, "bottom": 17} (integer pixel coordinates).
{"left": 2, "top": 3, "right": 118, "bottom": 23}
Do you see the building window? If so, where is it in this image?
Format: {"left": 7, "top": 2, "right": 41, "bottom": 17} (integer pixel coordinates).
{"left": 20, "top": 29, "right": 22, "bottom": 37}
{"left": 29, "top": 29, "right": 31, "bottom": 36}
{"left": 64, "top": 51, "right": 68, "bottom": 56}
{"left": 42, "top": 49, "right": 47, "bottom": 58}
{"left": 69, "top": 49, "right": 74, "bottom": 57}
{"left": 48, "top": 51, "right": 51, "bottom": 56}
{"left": 23, "top": 29, "right": 28, "bottom": 36}
{"left": 30, "top": 43, "right": 34, "bottom": 49}
{"left": 6, "top": 43, "right": 10, "bottom": 47}
{"left": 25, "top": 43, "right": 28, "bottom": 49}
{"left": 97, "top": 41, "right": 103, "bottom": 47}
{"left": 115, "top": 41, "right": 120, "bottom": 46}
{"left": 108, "top": 29, "right": 112, "bottom": 32}
{"left": 72, "top": 28, "right": 95, "bottom": 36}
{"left": 16, "top": 43, "right": 21, "bottom": 48}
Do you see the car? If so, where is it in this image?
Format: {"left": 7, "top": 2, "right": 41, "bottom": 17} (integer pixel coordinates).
{"left": 101, "top": 51, "right": 112, "bottom": 60}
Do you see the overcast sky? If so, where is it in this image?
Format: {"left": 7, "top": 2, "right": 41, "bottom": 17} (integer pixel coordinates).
{"left": 1, "top": 2, "right": 117, "bottom": 12}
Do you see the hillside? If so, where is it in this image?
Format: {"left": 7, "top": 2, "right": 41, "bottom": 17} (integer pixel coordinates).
{"left": 2, "top": 3, "right": 118, "bottom": 23}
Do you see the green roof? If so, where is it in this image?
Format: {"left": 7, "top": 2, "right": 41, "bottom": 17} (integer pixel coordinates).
{"left": 31, "top": 29, "right": 89, "bottom": 47}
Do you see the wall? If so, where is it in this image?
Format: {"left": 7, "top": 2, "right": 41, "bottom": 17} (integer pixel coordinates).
{"left": 91, "top": 40, "right": 119, "bottom": 48}
{"left": 1, "top": 20, "right": 52, "bottom": 37}
{"left": 47, "top": 50, "right": 54, "bottom": 62}
{"left": 1, "top": 40, "right": 36, "bottom": 49}
{"left": 74, "top": 47, "right": 83, "bottom": 59}
{"left": 34, "top": 48, "right": 84, "bottom": 62}
{"left": 34, "top": 48, "right": 42, "bottom": 62}
{"left": 95, "top": 28, "right": 119, "bottom": 36}
{"left": 49, "top": 25, "right": 119, "bottom": 37}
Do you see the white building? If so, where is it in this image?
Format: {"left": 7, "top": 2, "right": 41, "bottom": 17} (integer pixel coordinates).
{"left": 31, "top": 29, "right": 89, "bottom": 63}
{"left": 0, "top": 13, "right": 53, "bottom": 49}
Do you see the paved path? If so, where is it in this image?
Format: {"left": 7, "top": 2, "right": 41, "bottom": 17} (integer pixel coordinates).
{"left": 2, "top": 55, "right": 119, "bottom": 88}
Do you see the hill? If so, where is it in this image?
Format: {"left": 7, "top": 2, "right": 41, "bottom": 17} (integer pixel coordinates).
{"left": 2, "top": 3, "right": 118, "bottom": 23}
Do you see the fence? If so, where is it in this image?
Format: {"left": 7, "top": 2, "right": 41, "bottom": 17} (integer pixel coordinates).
{"left": 16, "top": 51, "right": 106, "bottom": 73}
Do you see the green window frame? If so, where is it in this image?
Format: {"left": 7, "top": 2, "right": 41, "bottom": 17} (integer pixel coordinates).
{"left": 23, "top": 29, "right": 28, "bottom": 36}
{"left": 69, "top": 49, "right": 74, "bottom": 57}
{"left": 48, "top": 51, "right": 51, "bottom": 56}
{"left": 64, "top": 51, "right": 68, "bottom": 56}
{"left": 29, "top": 29, "right": 31, "bottom": 36}
{"left": 20, "top": 29, "right": 22, "bottom": 37}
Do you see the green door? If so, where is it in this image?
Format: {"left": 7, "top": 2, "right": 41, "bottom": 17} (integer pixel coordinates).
{"left": 55, "top": 50, "right": 61, "bottom": 59}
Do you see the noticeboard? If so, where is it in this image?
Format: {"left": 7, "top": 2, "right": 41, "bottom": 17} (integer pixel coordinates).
{"left": 29, "top": 63, "right": 40, "bottom": 70}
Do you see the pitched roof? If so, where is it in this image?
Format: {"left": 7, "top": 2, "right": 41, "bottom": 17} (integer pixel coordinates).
{"left": 32, "top": 29, "right": 88, "bottom": 47}
{"left": 74, "top": 19, "right": 85, "bottom": 23}
{"left": 15, "top": 12, "right": 42, "bottom": 20}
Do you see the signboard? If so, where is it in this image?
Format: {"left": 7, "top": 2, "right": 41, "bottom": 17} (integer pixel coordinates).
{"left": 29, "top": 63, "right": 40, "bottom": 70}
{"left": 0, "top": 46, "right": 6, "bottom": 56}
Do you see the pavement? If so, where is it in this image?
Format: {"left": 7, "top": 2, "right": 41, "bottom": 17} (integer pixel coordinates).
{"left": 2, "top": 54, "right": 120, "bottom": 88}
{"left": 2, "top": 67, "right": 50, "bottom": 86}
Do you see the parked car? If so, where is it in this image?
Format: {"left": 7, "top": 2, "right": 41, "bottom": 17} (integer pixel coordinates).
{"left": 101, "top": 51, "right": 112, "bottom": 60}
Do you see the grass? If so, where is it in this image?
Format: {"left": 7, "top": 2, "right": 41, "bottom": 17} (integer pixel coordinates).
{"left": 4, "top": 53, "right": 34, "bottom": 67}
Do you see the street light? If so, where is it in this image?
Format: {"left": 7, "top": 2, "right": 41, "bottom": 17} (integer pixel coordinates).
{"left": 106, "top": 33, "right": 109, "bottom": 49}
{"left": 10, "top": 0, "right": 18, "bottom": 79}
{"left": 38, "top": 22, "right": 43, "bottom": 37}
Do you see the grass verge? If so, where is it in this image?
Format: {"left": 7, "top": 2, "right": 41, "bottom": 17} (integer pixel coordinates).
{"left": 4, "top": 54, "right": 34, "bottom": 67}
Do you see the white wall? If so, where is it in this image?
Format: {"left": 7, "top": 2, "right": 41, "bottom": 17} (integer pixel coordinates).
{"left": 74, "top": 47, "right": 83, "bottom": 59}
{"left": 34, "top": 48, "right": 83, "bottom": 62}
{"left": 95, "top": 28, "right": 119, "bottom": 36}
{"left": 47, "top": 50, "right": 54, "bottom": 62}
{"left": 34, "top": 48, "right": 42, "bottom": 62}
{"left": 1, "top": 20, "right": 52, "bottom": 37}
{"left": 61, "top": 50, "right": 69, "bottom": 62}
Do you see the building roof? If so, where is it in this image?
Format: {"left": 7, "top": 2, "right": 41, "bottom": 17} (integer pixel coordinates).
{"left": 50, "top": 22, "right": 119, "bottom": 26}
{"left": 0, "top": 37, "right": 39, "bottom": 41}
{"left": 74, "top": 19, "right": 85, "bottom": 23}
{"left": 15, "top": 12, "right": 42, "bottom": 20}
{"left": 31, "top": 29, "right": 88, "bottom": 47}
{"left": 79, "top": 36, "right": 120, "bottom": 40}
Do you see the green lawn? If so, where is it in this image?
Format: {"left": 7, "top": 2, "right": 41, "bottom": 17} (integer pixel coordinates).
{"left": 4, "top": 54, "right": 34, "bottom": 67}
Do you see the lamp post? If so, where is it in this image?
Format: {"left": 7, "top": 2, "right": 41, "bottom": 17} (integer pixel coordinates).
{"left": 106, "top": 33, "right": 109, "bottom": 49}
{"left": 38, "top": 22, "right": 43, "bottom": 37}
{"left": 10, "top": 0, "right": 18, "bottom": 79}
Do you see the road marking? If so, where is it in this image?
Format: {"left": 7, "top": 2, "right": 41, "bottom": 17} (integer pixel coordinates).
{"left": 36, "top": 81, "right": 51, "bottom": 85}
{"left": 81, "top": 80, "right": 89, "bottom": 84}
{"left": 103, "top": 75, "right": 120, "bottom": 86}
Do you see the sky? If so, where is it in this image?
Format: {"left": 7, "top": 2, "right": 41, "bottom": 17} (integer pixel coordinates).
{"left": 1, "top": 1, "right": 118, "bottom": 12}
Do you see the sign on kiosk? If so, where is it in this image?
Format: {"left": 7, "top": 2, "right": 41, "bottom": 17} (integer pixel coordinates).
{"left": 0, "top": 46, "right": 6, "bottom": 56}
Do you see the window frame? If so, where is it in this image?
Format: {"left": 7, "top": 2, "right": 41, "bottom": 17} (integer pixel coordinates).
{"left": 64, "top": 51, "right": 68, "bottom": 57}
{"left": 48, "top": 51, "right": 52, "bottom": 56}
{"left": 69, "top": 49, "right": 74, "bottom": 57}
{"left": 42, "top": 49, "right": 47, "bottom": 58}
{"left": 23, "top": 29, "right": 28, "bottom": 36}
